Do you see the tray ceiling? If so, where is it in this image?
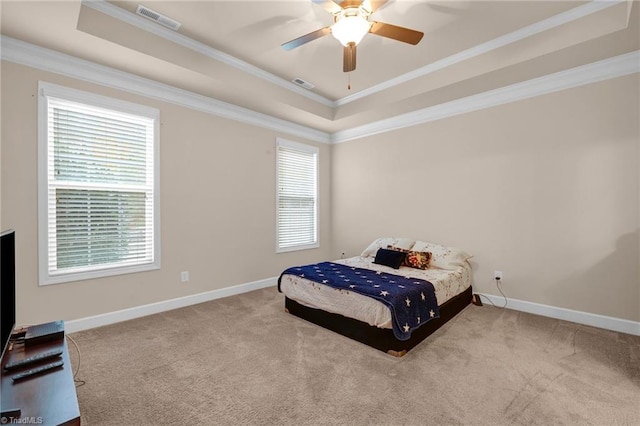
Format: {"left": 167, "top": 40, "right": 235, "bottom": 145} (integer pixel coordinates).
{"left": 1, "top": 1, "right": 637, "bottom": 134}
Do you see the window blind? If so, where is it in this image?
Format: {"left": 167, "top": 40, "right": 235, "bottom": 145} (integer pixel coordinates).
{"left": 44, "top": 94, "right": 156, "bottom": 279}
{"left": 276, "top": 140, "right": 318, "bottom": 252}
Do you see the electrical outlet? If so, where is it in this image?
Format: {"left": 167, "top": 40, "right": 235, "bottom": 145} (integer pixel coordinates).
{"left": 494, "top": 270, "right": 503, "bottom": 281}
{"left": 181, "top": 271, "right": 189, "bottom": 283}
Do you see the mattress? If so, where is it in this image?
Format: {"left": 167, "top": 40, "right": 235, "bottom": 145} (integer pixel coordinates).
{"left": 279, "top": 256, "right": 472, "bottom": 329}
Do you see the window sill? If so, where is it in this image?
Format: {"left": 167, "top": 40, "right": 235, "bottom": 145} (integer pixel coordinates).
{"left": 276, "top": 243, "right": 320, "bottom": 254}
{"left": 39, "top": 262, "right": 160, "bottom": 286}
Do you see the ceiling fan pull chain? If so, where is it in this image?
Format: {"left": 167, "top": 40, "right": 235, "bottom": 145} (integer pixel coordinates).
{"left": 347, "top": 72, "right": 351, "bottom": 90}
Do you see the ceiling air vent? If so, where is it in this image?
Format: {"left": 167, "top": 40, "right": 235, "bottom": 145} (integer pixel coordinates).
{"left": 136, "top": 5, "right": 181, "bottom": 31}
{"left": 292, "top": 78, "right": 315, "bottom": 90}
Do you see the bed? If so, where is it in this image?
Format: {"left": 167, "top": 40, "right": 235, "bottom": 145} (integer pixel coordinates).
{"left": 279, "top": 238, "right": 473, "bottom": 356}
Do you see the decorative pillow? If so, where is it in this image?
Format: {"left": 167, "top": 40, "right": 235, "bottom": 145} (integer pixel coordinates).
{"left": 404, "top": 251, "right": 432, "bottom": 270}
{"left": 412, "top": 241, "right": 472, "bottom": 270}
{"left": 361, "top": 237, "right": 415, "bottom": 258}
{"left": 386, "top": 244, "right": 410, "bottom": 253}
{"left": 387, "top": 245, "right": 431, "bottom": 269}
{"left": 373, "top": 248, "right": 407, "bottom": 269}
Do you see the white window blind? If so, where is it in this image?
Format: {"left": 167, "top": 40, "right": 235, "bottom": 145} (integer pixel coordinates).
{"left": 276, "top": 139, "right": 319, "bottom": 252}
{"left": 38, "top": 82, "right": 160, "bottom": 285}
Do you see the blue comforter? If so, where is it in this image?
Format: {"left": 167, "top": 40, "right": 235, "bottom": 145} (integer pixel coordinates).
{"left": 279, "top": 262, "right": 440, "bottom": 340}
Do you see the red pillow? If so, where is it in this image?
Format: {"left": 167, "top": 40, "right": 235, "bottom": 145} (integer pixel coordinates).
{"left": 387, "top": 245, "right": 431, "bottom": 269}
{"left": 404, "top": 251, "right": 431, "bottom": 269}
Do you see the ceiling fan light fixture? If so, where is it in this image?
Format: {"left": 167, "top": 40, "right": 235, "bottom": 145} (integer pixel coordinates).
{"left": 331, "top": 14, "right": 371, "bottom": 46}
{"left": 282, "top": 0, "right": 423, "bottom": 75}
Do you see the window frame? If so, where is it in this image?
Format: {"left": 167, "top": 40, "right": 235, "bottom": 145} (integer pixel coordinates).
{"left": 275, "top": 138, "right": 319, "bottom": 253}
{"left": 37, "top": 81, "right": 161, "bottom": 286}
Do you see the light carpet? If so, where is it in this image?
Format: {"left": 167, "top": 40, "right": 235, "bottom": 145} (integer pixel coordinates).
{"left": 69, "top": 287, "right": 640, "bottom": 425}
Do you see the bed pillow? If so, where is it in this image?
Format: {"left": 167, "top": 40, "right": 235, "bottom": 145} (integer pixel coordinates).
{"left": 361, "top": 237, "right": 415, "bottom": 257}
{"left": 412, "top": 241, "right": 472, "bottom": 270}
{"left": 386, "top": 244, "right": 409, "bottom": 253}
{"left": 404, "top": 251, "right": 432, "bottom": 270}
{"left": 386, "top": 245, "right": 431, "bottom": 269}
{"left": 373, "top": 248, "right": 407, "bottom": 269}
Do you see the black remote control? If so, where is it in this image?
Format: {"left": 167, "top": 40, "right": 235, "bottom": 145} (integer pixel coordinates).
{"left": 11, "top": 360, "right": 64, "bottom": 382}
{"left": 4, "top": 349, "right": 63, "bottom": 371}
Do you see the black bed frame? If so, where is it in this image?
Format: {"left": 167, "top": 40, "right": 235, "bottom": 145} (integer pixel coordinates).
{"left": 284, "top": 285, "right": 472, "bottom": 357}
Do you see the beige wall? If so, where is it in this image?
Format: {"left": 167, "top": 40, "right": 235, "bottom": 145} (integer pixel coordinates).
{"left": 331, "top": 75, "right": 640, "bottom": 322}
{"left": 0, "top": 61, "right": 332, "bottom": 326}
{"left": 2, "top": 60, "right": 638, "bottom": 326}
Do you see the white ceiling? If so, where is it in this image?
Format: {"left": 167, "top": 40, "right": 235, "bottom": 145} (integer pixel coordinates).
{"left": 108, "top": 0, "right": 582, "bottom": 99}
{"left": 1, "top": 0, "right": 638, "bottom": 134}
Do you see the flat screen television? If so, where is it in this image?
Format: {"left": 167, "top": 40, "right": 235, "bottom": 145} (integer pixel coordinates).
{"left": 1, "top": 230, "right": 16, "bottom": 362}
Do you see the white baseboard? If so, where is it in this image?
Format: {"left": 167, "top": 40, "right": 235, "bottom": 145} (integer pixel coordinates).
{"left": 478, "top": 293, "right": 640, "bottom": 336}
{"left": 64, "top": 282, "right": 639, "bottom": 336}
{"left": 65, "top": 276, "right": 278, "bottom": 333}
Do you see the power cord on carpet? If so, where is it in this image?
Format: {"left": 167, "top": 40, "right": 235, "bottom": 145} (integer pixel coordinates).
{"left": 477, "top": 277, "right": 508, "bottom": 308}
{"left": 65, "top": 334, "right": 85, "bottom": 387}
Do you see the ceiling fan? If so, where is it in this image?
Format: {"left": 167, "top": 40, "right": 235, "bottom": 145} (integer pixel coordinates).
{"left": 281, "top": 0, "right": 424, "bottom": 73}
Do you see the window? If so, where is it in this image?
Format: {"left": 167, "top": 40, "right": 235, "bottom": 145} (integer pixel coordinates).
{"left": 38, "top": 82, "right": 160, "bottom": 285}
{"left": 276, "top": 138, "right": 319, "bottom": 252}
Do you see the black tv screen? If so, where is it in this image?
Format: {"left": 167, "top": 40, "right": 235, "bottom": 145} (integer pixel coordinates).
{"left": 1, "top": 230, "right": 16, "bottom": 361}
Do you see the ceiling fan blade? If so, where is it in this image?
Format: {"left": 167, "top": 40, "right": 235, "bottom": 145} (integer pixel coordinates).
{"left": 312, "top": 0, "right": 343, "bottom": 14}
{"left": 337, "top": 0, "right": 364, "bottom": 8}
{"left": 361, "top": 0, "right": 389, "bottom": 13}
{"left": 369, "top": 21, "right": 424, "bottom": 45}
{"left": 281, "top": 26, "right": 331, "bottom": 51}
{"left": 343, "top": 42, "right": 356, "bottom": 72}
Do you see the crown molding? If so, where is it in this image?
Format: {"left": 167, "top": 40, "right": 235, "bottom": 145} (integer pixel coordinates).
{"left": 331, "top": 50, "right": 640, "bottom": 143}
{"left": 334, "top": 0, "right": 625, "bottom": 106}
{"left": 0, "top": 36, "right": 331, "bottom": 144}
{"left": 84, "top": 0, "right": 625, "bottom": 110}
{"left": 81, "top": 0, "right": 335, "bottom": 108}
{"left": 1, "top": 36, "right": 637, "bottom": 146}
